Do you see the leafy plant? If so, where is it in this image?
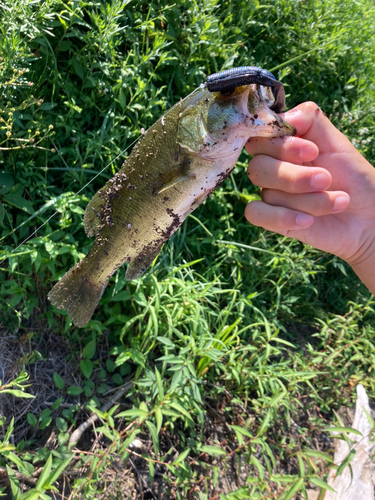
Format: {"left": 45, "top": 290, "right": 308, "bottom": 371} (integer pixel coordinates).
{"left": 1, "top": 0, "right": 375, "bottom": 498}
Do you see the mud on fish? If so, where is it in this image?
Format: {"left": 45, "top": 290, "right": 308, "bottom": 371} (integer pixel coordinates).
{"left": 48, "top": 80, "right": 295, "bottom": 327}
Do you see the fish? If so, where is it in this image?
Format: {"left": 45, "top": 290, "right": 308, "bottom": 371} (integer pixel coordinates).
{"left": 48, "top": 81, "right": 295, "bottom": 327}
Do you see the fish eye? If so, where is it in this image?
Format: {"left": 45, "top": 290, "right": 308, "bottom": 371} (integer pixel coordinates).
{"left": 220, "top": 87, "right": 236, "bottom": 97}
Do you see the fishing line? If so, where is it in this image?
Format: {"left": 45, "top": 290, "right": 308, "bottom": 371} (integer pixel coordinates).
{"left": 0, "top": 85, "right": 202, "bottom": 266}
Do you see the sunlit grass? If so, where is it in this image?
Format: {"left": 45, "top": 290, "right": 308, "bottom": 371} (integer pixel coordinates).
{"left": 1, "top": 0, "right": 375, "bottom": 498}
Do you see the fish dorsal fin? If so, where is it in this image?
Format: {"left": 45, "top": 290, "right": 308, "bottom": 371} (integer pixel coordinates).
{"left": 83, "top": 170, "right": 128, "bottom": 237}
{"left": 83, "top": 188, "right": 107, "bottom": 237}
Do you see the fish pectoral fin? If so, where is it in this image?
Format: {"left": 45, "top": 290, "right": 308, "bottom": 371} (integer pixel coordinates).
{"left": 83, "top": 189, "right": 107, "bottom": 237}
{"left": 153, "top": 161, "right": 195, "bottom": 195}
{"left": 125, "top": 245, "right": 163, "bottom": 280}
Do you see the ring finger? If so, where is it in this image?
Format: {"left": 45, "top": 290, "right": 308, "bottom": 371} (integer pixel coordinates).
{"left": 261, "top": 189, "right": 350, "bottom": 216}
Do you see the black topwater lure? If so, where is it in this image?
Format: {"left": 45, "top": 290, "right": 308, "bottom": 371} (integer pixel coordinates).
{"left": 205, "top": 66, "right": 286, "bottom": 113}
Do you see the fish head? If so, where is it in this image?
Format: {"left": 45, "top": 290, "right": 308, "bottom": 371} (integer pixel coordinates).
{"left": 177, "top": 84, "right": 295, "bottom": 159}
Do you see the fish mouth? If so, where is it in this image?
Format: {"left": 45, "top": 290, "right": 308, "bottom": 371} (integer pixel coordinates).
{"left": 244, "top": 85, "right": 295, "bottom": 137}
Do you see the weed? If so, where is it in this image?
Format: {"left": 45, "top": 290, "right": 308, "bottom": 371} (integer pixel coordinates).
{"left": 1, "top": 0, "right": 375, "bottom": 498}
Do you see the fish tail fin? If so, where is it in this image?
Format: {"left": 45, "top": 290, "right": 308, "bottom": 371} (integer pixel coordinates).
{"left": 48, "top": 266, "right": 108, "bottom": 328}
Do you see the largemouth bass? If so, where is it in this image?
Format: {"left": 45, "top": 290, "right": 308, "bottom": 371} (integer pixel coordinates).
{"left": 49, "top": 82, "right": 295, "bottom": 327}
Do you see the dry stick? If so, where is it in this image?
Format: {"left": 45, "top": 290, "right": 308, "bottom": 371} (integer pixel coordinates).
{"left": 129, "top": 457, "right": 157, "bottom": 500}
{"left": 69, "top": 380, "right": 133, "bottom": 446}
{"left": 0, "top": 466, "right": 39, "bottom": 486}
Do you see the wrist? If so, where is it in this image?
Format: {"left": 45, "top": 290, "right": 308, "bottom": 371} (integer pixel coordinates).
{"left": 346, "top": 235, "right": 375, "bottom": 296}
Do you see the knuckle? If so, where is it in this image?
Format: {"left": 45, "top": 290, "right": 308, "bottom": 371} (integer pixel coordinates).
{"left": 261, "top": 188, "right": 271, "bottom": 203}
{"left": 313, "top": 193, "right": 333, "bottom": 214}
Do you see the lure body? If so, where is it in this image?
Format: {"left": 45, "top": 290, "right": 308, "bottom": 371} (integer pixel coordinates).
{"left": 205, "top": 66, "right": 286, "bottom": 113}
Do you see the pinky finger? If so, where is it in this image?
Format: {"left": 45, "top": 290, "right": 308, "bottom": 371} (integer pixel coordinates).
{"left": 245, "top": 200, "right": 315, "bottom": 233}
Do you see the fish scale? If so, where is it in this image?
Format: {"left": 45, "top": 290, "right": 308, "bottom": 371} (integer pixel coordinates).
{"left": 49, "top": 84, "right": 295, "bottom": 327}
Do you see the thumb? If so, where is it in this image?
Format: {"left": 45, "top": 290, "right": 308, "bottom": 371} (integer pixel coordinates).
{"left": 280, "top": 102, "right": 355, "bottom": 155}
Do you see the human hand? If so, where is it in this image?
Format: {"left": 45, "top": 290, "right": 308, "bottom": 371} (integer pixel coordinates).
{"left": 245, "top": 101, "right": 375, "bottom": 294}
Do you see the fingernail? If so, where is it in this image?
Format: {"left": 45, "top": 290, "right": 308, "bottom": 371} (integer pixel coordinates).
{"left": 333, "top": 195, "right": 349, "bottom": 213}
{"left": 311, "top": 173, "right": 329, "bottom": 190}
{"left": 295, "top": 213, "right": 314, "bottom": 227}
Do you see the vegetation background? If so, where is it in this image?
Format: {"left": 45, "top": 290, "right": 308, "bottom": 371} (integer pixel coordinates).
{"left": 1, "top": 0, "right": 375, "bottom": 498}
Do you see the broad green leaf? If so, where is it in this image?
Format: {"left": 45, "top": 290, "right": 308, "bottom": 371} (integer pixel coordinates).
{"left": 161, "top": 408, "right": 183, "bottom": 418}
{"left": 6, "top": 465, "right": 21, "bottom": 500}
{"left": 168, "top": 401, "right": 194, "bottom": 426}
{"left": 82, "top": 339, "right": 96, "bottom": 360}
{"left": 270, "top": 474, "right": 298, "bottom": 483}
{"left": 45, "top": 455, "right": 74, "bottom": 487}
{"left": 1, "top": 389, "right": 34, "bottom": 398}
{"left": 56, "top": 418, "right": 67, "bottom": 433}
{"left": 112, "top": 373, "right": 123, "bottom": 385}
{"left": 250, "top": 455, "right": 264, "bottom": 479}
{"left": 3, "top": 194, "right": 34, "bottom": 213}
{"left": 4, "top": 417, "right": 15, "bottom": 443}
{"left": 94, "top": 426, "right": 118, "bottom": 442}
{"left": 40, "top": 102, "right": 57, "bottom": 111}
{"left": 258, "top": 409, "right": 271, "bottom": 435}
{"left": 302, "top": 450, "right": 333, "bottom": 462}
{"left": 173, "top": 447, "right": 190, "bottom": 464}
{"left": 133, "top": 291, "right": 147, "bottom": 307}
{"left": 230, "top": 425, "right": 252, "bottom": 439}
{"left": 363, "top": 407, "right": 375, "bottom": 428}
{"left": 268, "top": 391, "right": 287, "bottom": 407}
{"left": 310, "top": 477, "right": 336, "bottom": 492}
{"left": 52, "top": 397, "right": 63, "bottom": 410}
{"left": 36, "top": 453, "right": 52, "bottom": 490}
{"left": 0, "top": 444, "right": 16, "bottom": 452}
{"left": 325, "top": 427, "right": 363, "bottom": 436}
{"left": 155, "top": 407, "right": 163, "bottom": 434}
{"left": 53, "top": 373, "right": 65, "bottom": 390}
{"left": 112, "top": 290, "right": 131, "bottom": 301}
{"left": 284, "top": 477, "right": 304, "bottom": 500}
{"left": 155, "top": 368, "right": 164, "bottom": 401}
{"left": 40, "top": 415, "right": 52, "bottom": 430}
{"left": 146, "top": 420, "right": 159, "bottom": 457}
{"left": 336, "top": 449, "right": 356, "bottom": 477}
{"left": 0, "top": 172, "right": 14, "bottom": 194}
{"left": 20, "top": 490, "right": 43, "bottom": 500}
{"left": 232, "top": 427, "right": 244, "bottom": 446}
{"left": 128, "top": 348, "right": 145, "bottom": 367}
{"left": 297, "top": 454, "right": 305, "bottom": 477}
{"left": 116, "top": 408, "right": 148, "bottom": 418}
{"left": 27, "top": 413, "right": 37, "bottom": 427}
{"left": 200, "top": 445, "right": 226, "bottom": 456}
{"left": 156, "top": 336, "right": 175, "bottom": 348}
{"left": 4, "top": 451, "right": 26, "bottom": 471}
{"left": 106, "top": 359, "right": 116, "bottom": 372}
{"left": 80, "top": 359, "right": 93, "bottom": 379}
{"left": 67, "top": 386, "right": 83, "bottom": 395}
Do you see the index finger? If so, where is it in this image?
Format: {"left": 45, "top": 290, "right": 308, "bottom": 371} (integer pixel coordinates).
{"left": 245, "top": 134, "right": 319, "bottom": 164}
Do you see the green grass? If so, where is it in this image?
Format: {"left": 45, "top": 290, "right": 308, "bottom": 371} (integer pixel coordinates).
{"left": 1, "top": 0, "right": 375, "bottom": 498}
